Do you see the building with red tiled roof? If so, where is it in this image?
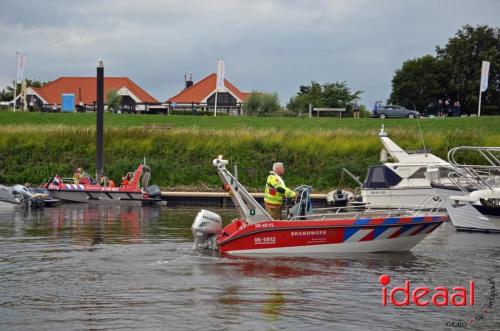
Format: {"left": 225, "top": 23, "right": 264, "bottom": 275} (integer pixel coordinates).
{"left": 166, "top": 73, "right": 250, "bottom": 115}
{"left": 16, "top": 77, "right": 162, "bottom": 113}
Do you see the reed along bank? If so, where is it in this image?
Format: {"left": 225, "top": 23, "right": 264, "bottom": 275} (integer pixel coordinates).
{"left": 1, "top": 121, "right": 498, "bottom": 192}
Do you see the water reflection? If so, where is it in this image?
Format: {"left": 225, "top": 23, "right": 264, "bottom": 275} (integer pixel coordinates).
{"left": 0, "top": 204, "right": 162, "bottom": 245}
{"left": 0, "top": 205, "right": 499, "bottom": 330}
{"left": 262, "top": 291, "right": 286, "bottom": 322}
{"left": 221, "top": 257, "right": 345, "bottom": 278}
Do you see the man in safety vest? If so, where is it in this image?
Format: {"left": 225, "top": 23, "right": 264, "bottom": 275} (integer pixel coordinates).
{"left": 264, "top": 162, "right": 297, "bottom": 220}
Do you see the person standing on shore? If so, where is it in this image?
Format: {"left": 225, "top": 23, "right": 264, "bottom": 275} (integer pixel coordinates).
{"left": 352, "top": 103, "right": 360, "bottom": 119}
{"left": 437, "top": 99, "right": 443, "bottom": 117}
{"left": 444, "top": 99, "right": 451, "bottom": 118}
{"left": 264, "top": 162, "right": 296, "bottom": 220}
{"left": 452, "top": 101, "right": 461, "bottom": 117}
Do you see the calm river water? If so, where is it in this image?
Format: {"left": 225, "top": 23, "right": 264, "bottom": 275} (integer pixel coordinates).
{"left": 0, "top": 204, "right": 498, "bottom": 330}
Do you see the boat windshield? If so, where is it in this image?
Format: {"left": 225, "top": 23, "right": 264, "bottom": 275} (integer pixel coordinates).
{"left": 363, "top": 165, "right": 402, "bottom": 189}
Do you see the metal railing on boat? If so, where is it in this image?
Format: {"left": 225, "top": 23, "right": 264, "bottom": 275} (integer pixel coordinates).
{"left": 447, "top": 146, "right": 500, "bottom": 169}
{"left": 288, "top": 195, "right": 445, "bottom": 221}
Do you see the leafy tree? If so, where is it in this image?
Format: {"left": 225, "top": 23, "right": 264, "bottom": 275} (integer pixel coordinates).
{"left": 0, "top": 89, "right": 12, "bottom": 102}
{"left": 389, "top": 55, "right": 446, "bottom": 112}
{"left": 106, "top": 90, "right": 122, "bottom": 113}
{"left": 358, "top": 104, "right": 371, "bottom": 118}
{"left": 436, "top": 25, "right": 500, "bottom": 115}
{"left": 0, "top": 79, "right": 49, "bottom": 101}
{"left": 287, "top": 81, "right": 363, "bottom": 115}
{"left": 390, "top": 25, "right": 500, "bottom": 115}
{"left": 244, "top": 91, "right": 281, "bottom": 116}
{"left": 243, "top": 92, "right": 261, "bottom": 115}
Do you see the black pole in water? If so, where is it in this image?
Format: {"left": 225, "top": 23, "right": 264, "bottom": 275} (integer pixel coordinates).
{"left": 96, "top": 59, "right": 104, "bottom": 182}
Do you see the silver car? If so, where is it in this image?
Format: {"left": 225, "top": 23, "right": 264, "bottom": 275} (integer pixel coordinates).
{"left": 372, "top": 105, "right": 421, "bottom": 119}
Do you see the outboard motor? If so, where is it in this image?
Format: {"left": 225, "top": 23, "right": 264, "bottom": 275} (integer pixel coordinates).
{"left": 146, "top": 184, "right": 161, "bottom": 199}
{"left": 11, "top": 185, "right": 35, "bottom": 205}
{"left": 191, "top": 210, "right": 222, "bottom": 250}
{"left": 142, "top": 166, "right": 152, "bottom": 188}
{"left": 326, "top": 189, "right": 353, "bottom": 207}
{"left": 332, "top": 189, "right": 349, "bottom": 207}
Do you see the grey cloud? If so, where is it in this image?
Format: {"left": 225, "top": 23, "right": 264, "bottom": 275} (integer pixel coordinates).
{"left": 0, "top": 0, "right": 499, "bottom": 106}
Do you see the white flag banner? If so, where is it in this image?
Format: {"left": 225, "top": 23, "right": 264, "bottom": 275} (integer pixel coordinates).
{"left": 16, "top": 53, "right": 26, "bottom": 81}
{"left": 216, "top": 59, "right": 225, "bottom": 91}
{"left": 480, "top": 60, "right": 490, "bottom": 92}
{"left": 16, "top": 52, "right": 26, "bottom": 82}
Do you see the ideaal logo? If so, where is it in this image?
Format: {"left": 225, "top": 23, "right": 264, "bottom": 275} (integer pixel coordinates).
{"left": 379, "top": 275, "right": 496, "bottom": 328}
{"left": 379, "top": 274, "right": 474, "bottom": 307}
{"left": 445, "top": 276, "right": 496, "bottom": 328}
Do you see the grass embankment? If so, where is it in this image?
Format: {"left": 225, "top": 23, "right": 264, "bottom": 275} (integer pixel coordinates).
{"left": 0, "top": 113, "right": 499, "bottom": 192}
{"left": 1, "top": 112, "right": 500, "bottom": 134}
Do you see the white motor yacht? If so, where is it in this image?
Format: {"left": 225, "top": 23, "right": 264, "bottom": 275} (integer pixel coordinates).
{"left": 334, "top": 125, "right": 452, "bottom": 208}
{"left": 431, "top": 146, "right": 500, "bottom": 232}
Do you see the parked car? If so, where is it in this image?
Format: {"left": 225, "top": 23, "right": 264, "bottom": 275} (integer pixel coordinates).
{"left": 371, "top": 105, "right": 421, "bottom": 119}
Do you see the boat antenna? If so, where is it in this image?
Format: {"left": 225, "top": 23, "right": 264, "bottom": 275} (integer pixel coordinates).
{"left": 414, "top": 104, "right": 427, "bottom": 157}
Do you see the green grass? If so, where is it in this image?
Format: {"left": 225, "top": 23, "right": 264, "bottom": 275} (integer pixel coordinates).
{"left": 0, "top": 123, "right": 499, "bottom": 191}
{"left": 1, "top": 111, "right": 500, "bottom": 134}
{"left": 0, "top": 112, "right": 499, "bottom": 191}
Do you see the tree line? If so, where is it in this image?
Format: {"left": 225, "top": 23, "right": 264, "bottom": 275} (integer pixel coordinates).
{"left": 243, "top": 81, "right": 364, "bottom": 116}
{"left": 389, "top": 25, "right": 500, "bottom": 115}
{"left": 245, "top": 25, "right": 500, "bottom": 117}
{"left": 3, "top": 25, "right": 498, "bottom": 116}
{"left": 0, "top": 79, "right": 49, "bottom": 102}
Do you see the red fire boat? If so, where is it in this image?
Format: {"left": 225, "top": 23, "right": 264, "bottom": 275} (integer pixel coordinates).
{"left": 43, "top": 164, "right": 161, "bottom": 205}
{"left": 192, "top": 157, "right": 448, "bottom": 257}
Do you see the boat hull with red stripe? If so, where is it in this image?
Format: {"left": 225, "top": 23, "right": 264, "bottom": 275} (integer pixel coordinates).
{"left": 217, "top": 215, "right": 447, "bottom": 256}
{"left": 42, "top": 164, "right": 160, "bottom": 205}
{"left": 46, "top": 183, "right": 147, "bottom": 204}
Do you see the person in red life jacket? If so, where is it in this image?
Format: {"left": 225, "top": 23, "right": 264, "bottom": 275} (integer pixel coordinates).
{"left": 264, "top": 162, "right": 297, "bottom": 220}
{"left": 73, "top": 167, "right": 91, "bottom": 184}
{"left": 121, "top": 172, "right": 133, "bottom": 186}
{"left": 79, "top": 176, "right": 91, "bottom": 185}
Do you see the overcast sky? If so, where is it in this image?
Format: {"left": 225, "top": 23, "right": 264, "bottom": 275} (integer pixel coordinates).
{"left": 0, "top": 0, "right": 499, "bottom": 106}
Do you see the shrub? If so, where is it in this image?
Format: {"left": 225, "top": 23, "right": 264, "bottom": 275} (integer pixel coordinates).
{"left": 106, "top": 90, "right": 121, "bottom": 113}
{"left": 244, "top": 91, "right": 281, "bottom": 116}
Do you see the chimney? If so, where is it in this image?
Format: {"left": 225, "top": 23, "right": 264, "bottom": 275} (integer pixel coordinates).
{"left": 185, "top": 73, "right": 193, "bottom": 89}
